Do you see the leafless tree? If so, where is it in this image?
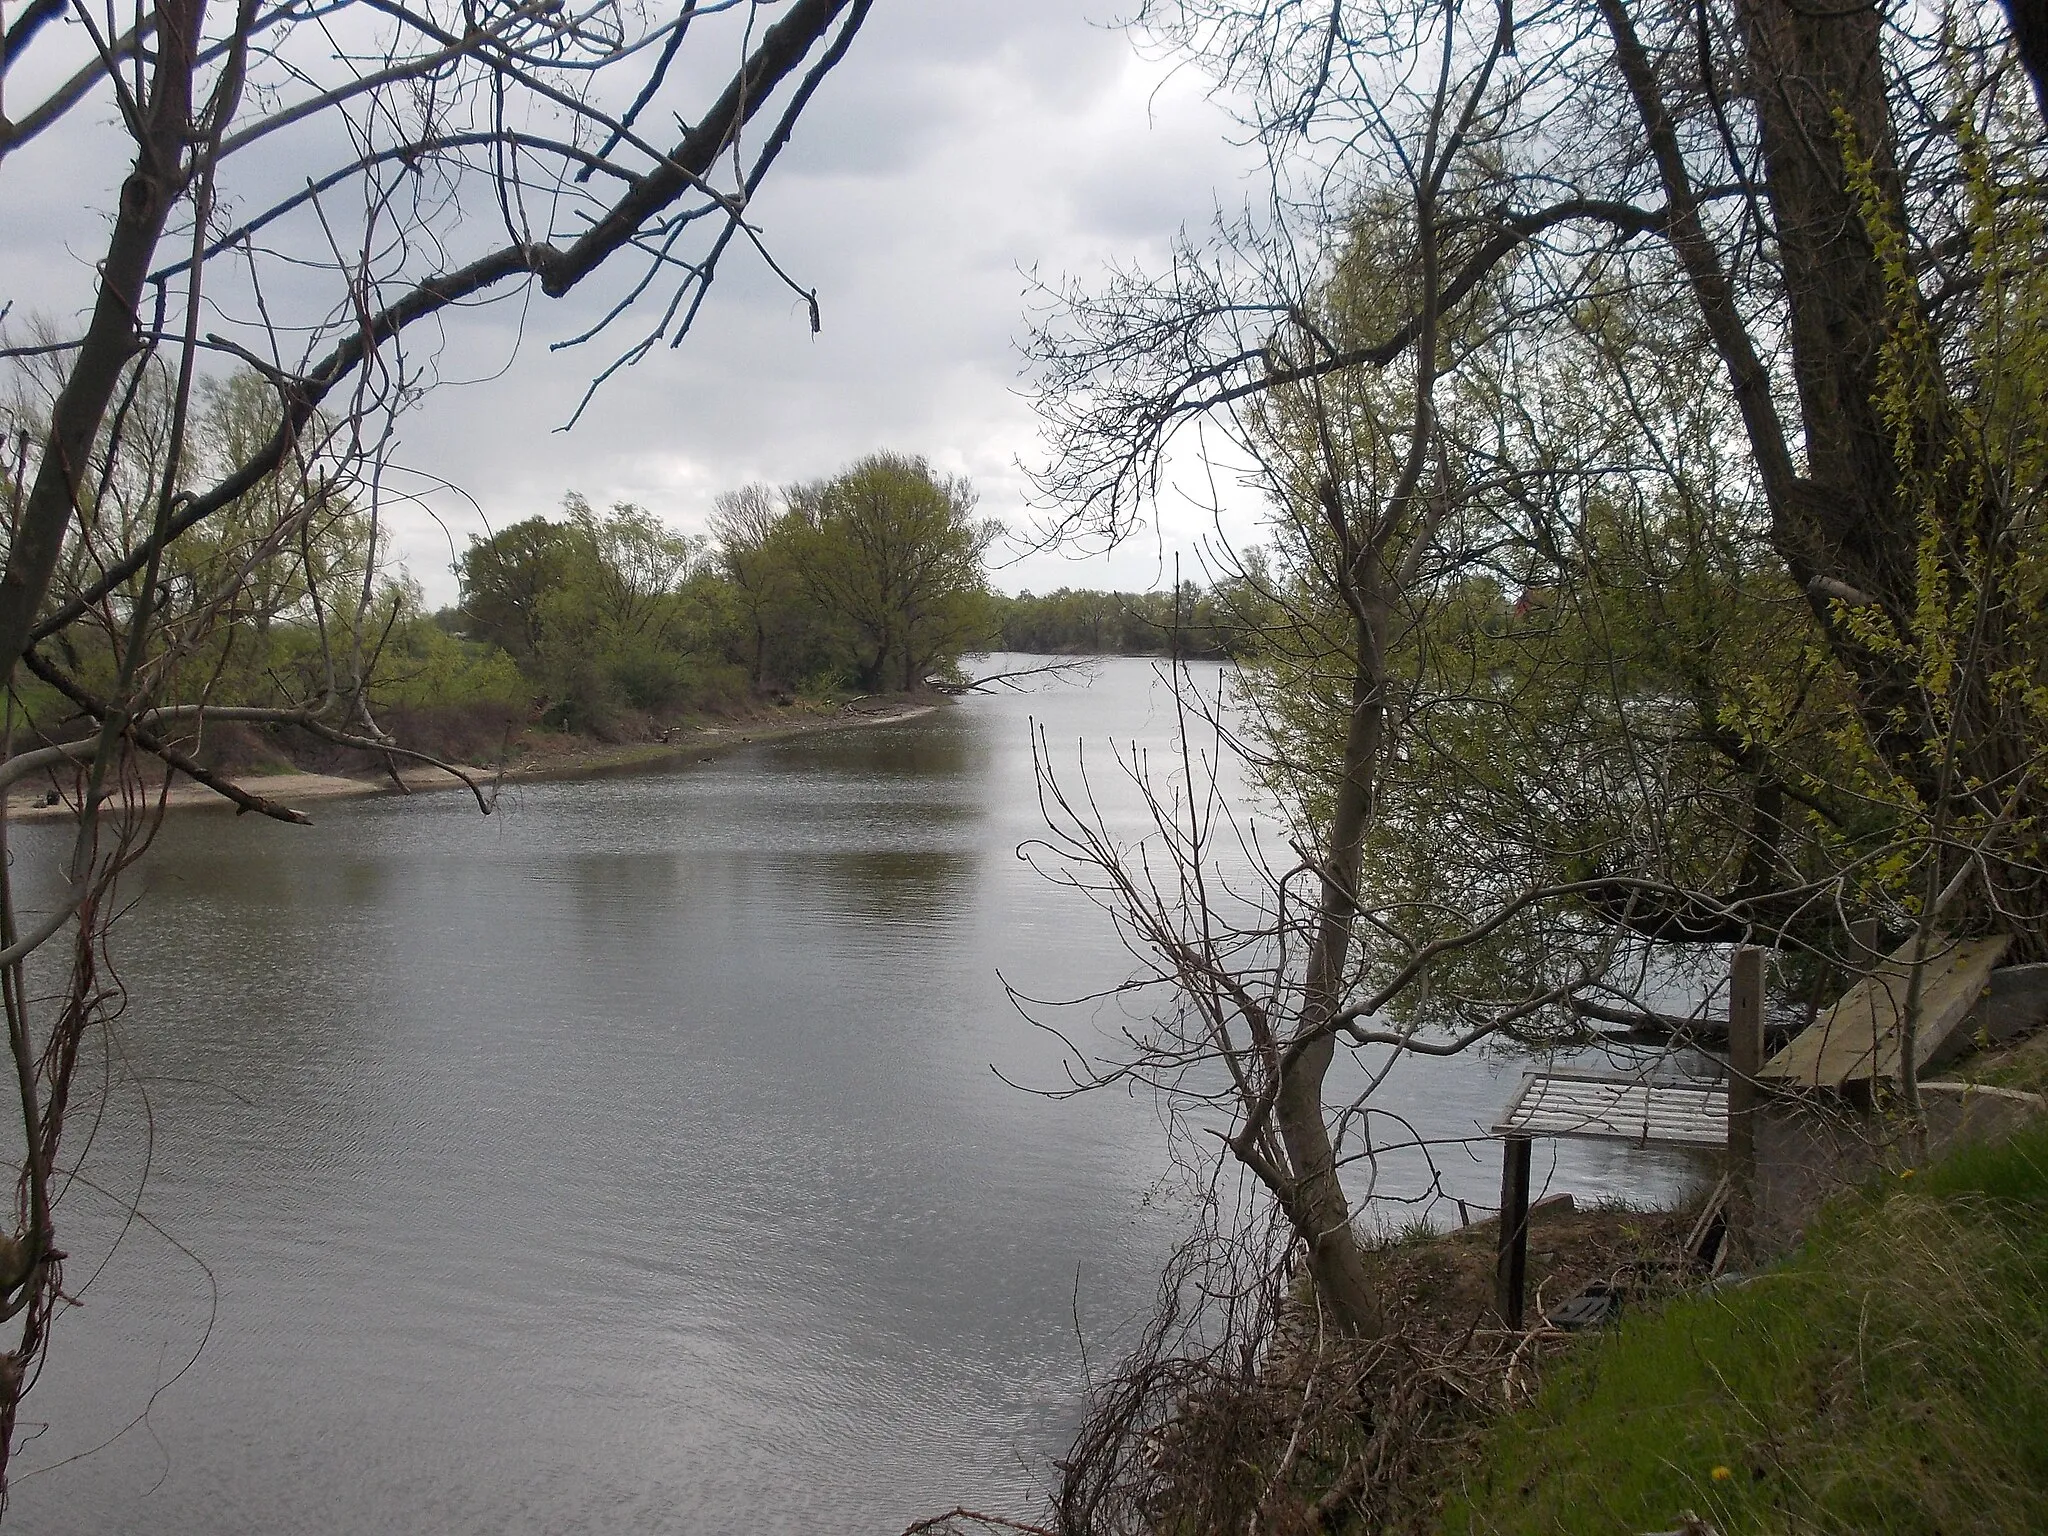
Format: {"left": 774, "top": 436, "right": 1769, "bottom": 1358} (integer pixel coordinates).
{"left": 0, "top": 0, "right": 872, "bottom": 1497}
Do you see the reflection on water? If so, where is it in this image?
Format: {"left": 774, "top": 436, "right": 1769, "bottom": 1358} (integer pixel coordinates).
{"left": 6, "top": 659, "right": 1697, "bottom": 1535}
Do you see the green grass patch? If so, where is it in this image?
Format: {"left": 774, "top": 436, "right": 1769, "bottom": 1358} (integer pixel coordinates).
{"left": 1442, "top": 1120, "right": 2048, "bottom": 1535}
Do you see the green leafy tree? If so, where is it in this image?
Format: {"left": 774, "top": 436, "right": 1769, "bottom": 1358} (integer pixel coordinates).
{"left": 791, "top": 453, "right": 1000, "bottom": 691}
{"left": 459, "top": 497, "right": 746, "bottom": 732}
{"left": 458, "top": 516, "right": 590, "bottom": 664}
{"left": 711, "top": 483, "right": 811, "bottom": 689}
{"left": 560, "top": 493, "right": 706, "bottom": 649}
{"left": 178, "top": 371, "right": 370, "bottom": 643}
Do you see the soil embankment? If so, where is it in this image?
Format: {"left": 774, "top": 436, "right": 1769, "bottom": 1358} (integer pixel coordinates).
{"left": 5, "top": 694, "right": 942, "bottom": 823}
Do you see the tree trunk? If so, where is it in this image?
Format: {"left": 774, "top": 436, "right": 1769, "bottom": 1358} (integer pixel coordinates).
{"left": 1731, "top": 0, "right": 1910, "bottom": 606}
{"left": 1278, "top": 592, "right": 1392, "bottom": 1339}
{"left": 1729, "top": 0, "right": 2046, "bottom": 947}
{"left": 0, "top": 0, "right": 205, "bottom": 1492}
{"left": 1609, "top": 0, "right": 2048, "bottom": 953}
{"left": 1998, "top": 0, "right": 2048, "bottom": 128}
{"left": 857, "top": 644, "right": 887, "bottom": 693}
{"left": 0, "top": 0, "right": 202, "bottom": 691}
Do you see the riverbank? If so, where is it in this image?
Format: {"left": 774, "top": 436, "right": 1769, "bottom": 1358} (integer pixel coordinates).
{"left": 1444, "top": 1114, "right": 2048, "bottom": 1534}
{"left": 1042, "top": 1194, "right": 1709, "bottom": 1536}
{"left": 4, "top": 693, "right": 943, "bottom": 822}
{"left": 1028, "top": 1104, "right": 2048, "bottom": 1536}
{"left": 1028, "top": 1020, "right": 2048, "bottom": 1536}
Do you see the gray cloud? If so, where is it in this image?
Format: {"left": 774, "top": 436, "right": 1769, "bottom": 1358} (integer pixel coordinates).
{"left": 4, "top": 2, "right": 1273, "bottom": 605}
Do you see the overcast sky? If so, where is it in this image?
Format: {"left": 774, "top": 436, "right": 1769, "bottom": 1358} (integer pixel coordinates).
{"left": 6, "top": 1, "right": 1275, "bottom": 606}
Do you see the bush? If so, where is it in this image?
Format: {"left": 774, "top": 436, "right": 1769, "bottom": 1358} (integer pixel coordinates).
{"left": 372, "top": 621, "right": 529, "bottom": 709}
{"left": 605, "top": 642, "right": 697, "bottom": 712}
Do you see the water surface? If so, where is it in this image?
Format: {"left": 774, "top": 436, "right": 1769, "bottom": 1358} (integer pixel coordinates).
{"left": 7, "top": 658, "right": 1691, "bottom": 1533}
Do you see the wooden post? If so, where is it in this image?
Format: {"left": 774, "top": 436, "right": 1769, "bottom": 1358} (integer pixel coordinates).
{"left": 1851, "top": 916, "right": 1881, "bottom": 1112}
{"left": 1496, "top": 1135, "right": 1533, "bottom": 1328}
{"left": 1728, "top": 945, "right": 1765, "bottom": 1261}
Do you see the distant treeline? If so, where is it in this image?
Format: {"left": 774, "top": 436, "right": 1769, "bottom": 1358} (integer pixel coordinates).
{"left": 11, "top": 445, "right": 1005, "bottom": 762}
{"left": 12, "top": 392, "right": 1278, "bottom": 764}
{"left": 439, "top": 452, "right": 1001, "bottom": 734}
{"left": 440, "top": 471, "right": 1276, "bottom": 735}
{"left": 989, "top": 580, "right": 1268, "bottom": 660}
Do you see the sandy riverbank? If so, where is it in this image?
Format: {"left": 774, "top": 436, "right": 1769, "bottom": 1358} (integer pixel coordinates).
{"left": 5, "top": 696, "right": 943, "bottom": 823}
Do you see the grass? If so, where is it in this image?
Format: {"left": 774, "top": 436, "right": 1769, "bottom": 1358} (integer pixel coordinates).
{"left": 1439, "top": 1119, "right": 2048, "bottom": 1535}
{"left": 1939, "top": 1028, "right": 2048, "bottom": 1096}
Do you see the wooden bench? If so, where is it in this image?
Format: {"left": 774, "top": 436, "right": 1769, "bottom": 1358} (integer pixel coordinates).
{"left": 1489, "top": 1071, "right": 1729, "bottom": 1327}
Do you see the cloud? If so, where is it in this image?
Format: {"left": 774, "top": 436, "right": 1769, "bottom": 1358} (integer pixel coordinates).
{"left": 3, "top": 1, "right": 1273, "bottom": 604}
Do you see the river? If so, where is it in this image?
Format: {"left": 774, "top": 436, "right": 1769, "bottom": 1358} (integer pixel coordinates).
{"left": 5, "top": 657, "right": 1692, "bottom": 1533}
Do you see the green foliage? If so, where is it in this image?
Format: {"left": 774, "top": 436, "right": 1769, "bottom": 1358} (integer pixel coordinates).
{"left": 171, "top": 371, "right": 373, "bottom": 638}
{"left": 1444, "top": 1120, "right": 2048, "bottom": 1535}
{"left": 18, "top": 409, "right": 999, "bottom": 737}
{"left": 1221, "top": 62, "right": 2048, "bottom": 1032}
{"left": 370, "top": 619, "right": 529, "bottom": 710}
{"left": 992, "top": 577, "right": 1270, "bottom": 658}
{"left": 15, "top": 428, "right": 998, "bottom": 743}
{"left": 1821, "top": 94, "right": 2048, "bottom": 932}
{"left": 454, "top": 496, "right": 737, "bottom": 732}
{"left": 786, "top": 452, "right": 1000, "bottom": 692}
{"left": 444, "top": 455, "right": 1000, "bottom": 733}
{"left": 1238, "top": 220, "right": 1903, "bottom": 1024}
{"left": 458, "top": 514, "right": 590, "bottom": 663}
{"left": 710, "top": 481, "right": 853, "bottom": 690}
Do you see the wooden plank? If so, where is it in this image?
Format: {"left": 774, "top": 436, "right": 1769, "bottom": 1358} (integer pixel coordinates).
{"left": 1758, "top": 933, "right": 2010, "bottom": 1089}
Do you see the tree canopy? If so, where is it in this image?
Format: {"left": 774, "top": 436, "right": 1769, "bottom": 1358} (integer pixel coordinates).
{"left": 1025, "top": 0, "right": 2048, "bottom": 1354}
{"left": 448, "top": 456, "right": 1003, "bottom": 734}
{"left": 790, "top": 453, "right": 1001, "bottom": 692}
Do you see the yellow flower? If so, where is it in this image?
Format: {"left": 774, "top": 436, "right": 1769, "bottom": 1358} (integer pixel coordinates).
{"left": 1900, "top": 1168, "right": 1917, "bottom": 1179}
{"left": 1711, "top": 1466, "right": 1733, "bottom": 1482}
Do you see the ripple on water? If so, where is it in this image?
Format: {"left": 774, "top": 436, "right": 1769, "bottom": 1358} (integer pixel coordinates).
{"left": 8, "top": 661, "right": 1698, "bottom": 1534}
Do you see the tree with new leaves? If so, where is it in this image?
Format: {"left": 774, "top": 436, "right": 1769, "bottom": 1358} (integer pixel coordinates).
{"left": 1038, "top": 0, "right": 2048, "bottom": 954}
{"left": 459, "top": 497, "right": 736, "bottom": 730}
{"left": 559, "top": 494, "right": 708, "bottom": 653}
{"left": 711, "top": 482, "right": 801, "bottom": 689}
{"left": 709, "top": 481, "right": 856, "bottom": 692}
{"left": 460, "top": 516, "right": 591, "bottom": 665}
{"left": 792, "top": 453, "right": 1000, "bottom": 692}
{"left": 176, "top": 371, "right": 371, "bottom": 646}
{"left": 1026, "top": 0, "right": 2048, "bottom": 1391}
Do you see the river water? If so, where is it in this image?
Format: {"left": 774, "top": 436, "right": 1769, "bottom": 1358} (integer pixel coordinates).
{"left": 5, "top": 657, "right": 1692, "bottom": 1534}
